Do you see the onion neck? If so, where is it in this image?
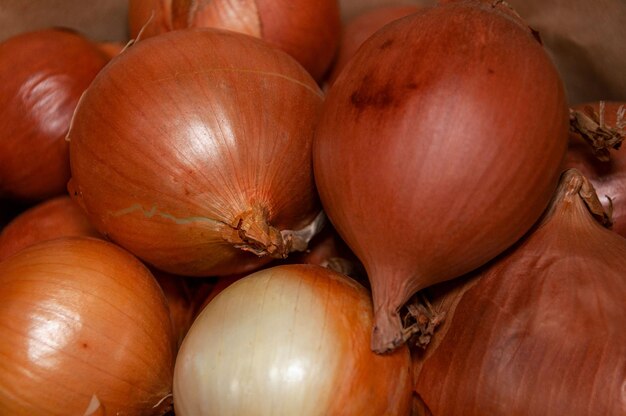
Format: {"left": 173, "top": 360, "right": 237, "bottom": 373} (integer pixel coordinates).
{"left": 569, "top": 103, "right": 625, "bottom": 162}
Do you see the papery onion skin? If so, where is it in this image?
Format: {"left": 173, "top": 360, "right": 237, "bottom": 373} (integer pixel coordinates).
{"left": 128, "top": 0, "right": 340, "bottom": 81}
{"left": 412, "top": 169, "right": 626, "bottom": 415}
{"left": 0, "top": 28, "right": 108, "bottom": 201}
{"left": 565, "top": 101, "right": 626, "bottom": 236}
{"left": 0, "top": 237, "right": 175, "bottom": 415}
{"left": 0, "top": 195, "right": 101, "bottom": 261}
{"left": 313, "top": 0, "right": 569, "bottom": 353}
{"left": 173, "top": 264, "right": 413, "bottom": 416}
{"left": 68, "top": 28, "right": 323, "bottom": 277}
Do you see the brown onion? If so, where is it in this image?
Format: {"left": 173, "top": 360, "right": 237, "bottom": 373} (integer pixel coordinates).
{"left": 0, "top": 195, "right": 101, "bottom": 261}
{"left": 128, "top": 0, "right": 340, "bottom": 81}
{"left": 0, "top": 237, "right": 175, "bottom": 415}
{"left": 327, "top": 4, "right": 421, "bottom": 86}
{"left": 565, "top": 101, "right": 626, "bottom": 236}
{"left": 0, "top": 28, "right": 108, "bottom": 201}
{"left": 314, "top": 0, "right": 569, "bottom": 353}
{"left": 68, "top": 28, "right": 323, "bottom": 277}
{"left": 174, "top": 264, "right": 413, "bottom": 415}
{"left": 412, "top": 169, "right": 626, "bottom": 415}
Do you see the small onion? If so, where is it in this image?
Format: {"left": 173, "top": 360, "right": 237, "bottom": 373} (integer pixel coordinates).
{"left": 68, "top": 28, "right": 323, "bottom": 277}
{"left": 0, "top": 28, "right": 108, "bottom": 201}
{"left": 314, "top": 0, "right": 569, "bottom": 353}
{"left": 173, "top": 264, "right": 413, "bottom": 415}
{"left": 128, "top": 0, "right": 341, "bottom": 81}
{"left": 0, "top": 237, "right": 175, "bottom": 415}
{"left": 0, "top": 195, "right": 100, "bottom": 261}
{"left": 412, "top": 169, "right": 626, "bottom": 415}
{"left": 565, "top": 101, "right": 626, "bottom": 236}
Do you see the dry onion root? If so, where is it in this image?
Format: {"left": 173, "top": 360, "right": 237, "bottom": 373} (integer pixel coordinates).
{"left": 0, "top": 237, "right": 176, "bottom": 415}
{"left": 313, "top": 0, "right": 569, "bottom": 353}
{"left": 412, "top": 169, "right": 626, "bottom": 415}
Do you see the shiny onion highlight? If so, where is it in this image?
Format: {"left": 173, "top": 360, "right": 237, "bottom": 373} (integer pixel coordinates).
{"left": 565, "top": 101, "right": 626, "bottom": 236}
{"left": 0, "top": 237, "right": 175, "bottom": 415}
{"left": 128, "top": 0, "right": 340, "bottom": 81}
{"left": 173, "top": 264, "right": 413, "bottom": 415}
{"left": 314, "top": 0, "right": 569, "bottom": 353}
{"left": 412, "top": 169, "right": 626, "bottom": 415}
{"left": 0, "top": 28, "right": 108, "bottom": 201}
{"left": 68, "top": 28, "right": 323, "bottom": 277}
{"left": 0, "top": 195, "right": 100, "bottom": 261}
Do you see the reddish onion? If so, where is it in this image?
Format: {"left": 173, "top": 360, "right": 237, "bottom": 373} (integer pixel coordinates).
{"left": 0, "top": 195, "right": 101, "bottom": 261}
{"left": 314, "top": 0, "right": 569, "bottom": 353}
{"left": 0, "top": 237, "right": 175, "bottom": 415}
{"left": 68, "top": 28, "right": 324, "bottom": 277}
{"left": 0, "top": 28, "right": 108, "bottom": 201}
{"left": 565, "top": 101, "right": 626, "bottom": 236}
{"left": 128, "top": 0, "right": 341, "bottom": 81}
{"left": 412, "top": 169, "right": 626, "bottom": 415}
{"left": 173, "top": 264, "right": 413, "bottom": 415}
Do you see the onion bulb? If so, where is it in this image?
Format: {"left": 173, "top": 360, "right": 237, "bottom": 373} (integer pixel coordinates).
{"left": 68, "top": 28, "right": 324, "bottom": 277}
{"left": 313, "top": 0, "right": 569, "bottom": 353}
{"left": 0, "top": 28, "right": 108, "bottom": 201}
{"left": 173, "top": 264, "right": 413, "bottom": 415}
{"left": 412, "top": 169, "right": 626, "bottom": 415}
{"left": 0, "top": 237, "right": 175, "bottom": 415}
{"left": 0, "top": 195, "right": 100, "bottom": 261}
{"left": 565, "top": 101, "right": 626, "bottom": 236}
{"left": 128, "top": 0, "right": 340, "bottom": 81}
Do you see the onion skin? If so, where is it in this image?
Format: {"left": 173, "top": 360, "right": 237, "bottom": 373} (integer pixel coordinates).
{"left": 68, "top": 28, "right": 323, "bottom": 277}
{"left": 128, "top": 0, "right": 340, "bottom": 81}
{"left": 412, "top": 169, "right": 626, "bottom": 415}
{"left": 314, "top": 0, "right": 569, "bottom": 353}
{"left": 0, "top": 195, "right": 101, "bottom": 261}
{"left": 565, "top": 101, "right": 626, "bottom": 236}
{"left": 0, "top": 237, "right": 175, "bottom": 415}
{"left": 174, "top": 264, "right": 412, "bottom": 415}
{"left": 0, "top": 28, "right": 108, "bottom": 201}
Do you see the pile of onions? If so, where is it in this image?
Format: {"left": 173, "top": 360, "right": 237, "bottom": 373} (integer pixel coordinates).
{"left": 0, "top": 195, "right": 100, "bottom": 261}
{"left": 565, "top": 101, "right": 625, "bottom": 236}
{"left": 0, "top": 28, "right": 108, "bottom": 201}
{"left": 0, "top": 237, "right": 175, "bottom": 415}
{"left": 314, "top": 0, "right": 569, "bottom": 353}
{"left": 127, "top": 0, "right": 340, "bottom": 81}
{"left": 68, "top": 28, "right": 324, "bottom": 277}
{"left": 412, "top": 169, "right": 626, "bottom": 415}
{"left": 173, "top": 264, "right": 413, "bottom": 415}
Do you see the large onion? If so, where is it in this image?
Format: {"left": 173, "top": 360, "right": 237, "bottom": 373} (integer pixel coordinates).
{"left": 565, "top": 101, "right": 626, "bottom": 236}
{"left": 0, "top": 237, "right": 175, "bottom": 415}
{"left": 412, "top": 169, "right": 626, "bottom": 415}
{"left": 0, "top": 195, "right": 100, "bottom": 261}
{"left": 128, "top": 0, "right": 340, "bottom": 81}
{"left": 0, "top": 28, "right": 108, "bottom": 201}
{"left": 68, "top": 28, "right": 323, "bottom": 277}
{"left": 173, "top": 264, "right": 413, "bottom": 415}
{"left": 314, "top": 0, "right": 569, "bottom": 353}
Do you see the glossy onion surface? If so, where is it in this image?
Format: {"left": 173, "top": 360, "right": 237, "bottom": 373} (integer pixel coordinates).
{"left": 173, "top": 264, "right": 412, "bottom": 416}
{"left": 314, "top": 0, "right": 569, "bottom": 353}
{"left": 0, "top": 28, "right": 107, "bottom": 201}
{"left": 0, "top": 237, "right": 175, "bottom": 415}
{"left": 68, "top": 28, "right": 323, "bottom": 277}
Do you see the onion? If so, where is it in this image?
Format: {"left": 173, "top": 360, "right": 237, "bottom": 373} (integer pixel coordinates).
{"left": 128, "top": 0, "right": 340, "bottom": 81}
{"left": 412, "top": 169, "right": 626, "bottom": 415}
{"left": 68, "top": 28, "right": 324, "bottom": 277}
{"left": 0, "top": 237, "right": 175, "bottom": 415}
{"left": 565, "top": 101, "right": 626, "bottom": 236}
{"left": 0, "top": 195, "right": 101, "bottom": 261}
{"left": 0, "top": 28, "right": 108, "bottom": 201}
{"left": 173, "top": 264, "right": 413, "bottom": 415}
{"left": 313, "top": 0, "right": 569, "bottom": 353}
{"left": 327, "top": 4, "right": 421, "bottom": 86}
